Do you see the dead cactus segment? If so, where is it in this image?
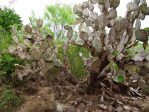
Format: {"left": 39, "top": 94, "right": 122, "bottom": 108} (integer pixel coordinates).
{"left": 108, "top": 8, "right": 117, "bottom": 19}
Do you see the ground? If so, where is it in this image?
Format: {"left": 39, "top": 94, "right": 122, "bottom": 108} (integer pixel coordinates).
{"left": 10, "top": 69, "right": 149, "bottom": 112}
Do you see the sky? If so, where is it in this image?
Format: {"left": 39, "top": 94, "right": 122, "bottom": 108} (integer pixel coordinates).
{"left": 0, "top": 0, "right": 149, "bottom": 28}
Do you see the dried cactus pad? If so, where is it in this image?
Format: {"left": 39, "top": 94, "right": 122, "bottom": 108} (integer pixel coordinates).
{"left": 140, "top": 3, "right": 148, "bottom": 14}
{"left": 127, "top": 2, "right": 138, "bottom": 12}
{"left": 24, "top": 25, "right": 32, "bottom": 34}
{"left": 73, "top": 5, "right": 83, "bottom": 15}
{"left": 110, "top": 0, "right": 120, "bottom": 9}
{"left": 108, "top": 8, "right": 117, "bottom": 19}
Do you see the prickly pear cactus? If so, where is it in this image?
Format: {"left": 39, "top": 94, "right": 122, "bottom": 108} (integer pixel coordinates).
{"left": 65, "top": 0, "right": 149, "bottom": 93}
{"left": 9, "top": 19, "right": 64, "bottom": 81}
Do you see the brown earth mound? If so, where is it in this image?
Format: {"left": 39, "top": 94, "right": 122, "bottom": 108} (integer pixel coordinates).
{"left": 15, "top": 71, "right": 149, "bottom": 112}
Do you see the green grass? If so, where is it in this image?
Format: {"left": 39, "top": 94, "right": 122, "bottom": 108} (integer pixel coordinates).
{"left": 0, "top": 87, "right": 22, "bottom": 112}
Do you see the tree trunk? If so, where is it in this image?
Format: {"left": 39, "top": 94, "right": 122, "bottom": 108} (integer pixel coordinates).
{"left": 86, "top": 51, "right": 109, "bottom": 94}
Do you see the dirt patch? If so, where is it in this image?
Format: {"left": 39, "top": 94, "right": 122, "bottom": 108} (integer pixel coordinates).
{"left": 14, "top": 71, "right": 149, "bottom": 112}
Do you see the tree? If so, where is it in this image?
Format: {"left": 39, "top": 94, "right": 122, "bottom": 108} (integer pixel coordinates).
{"left": 0, "top": 7, "right": 22, "bottom": 33}
{"left": 44, "top": 4, "right": 75, "bottom": 39}
{"left": 65, "top": 0, "right": 149, "bottom": 94}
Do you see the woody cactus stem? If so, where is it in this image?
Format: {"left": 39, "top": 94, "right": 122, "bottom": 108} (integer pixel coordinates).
{"left": 65, "top": 0, "right": 149, "bottom": 94}
{"left": 135, "top": 29, "right": 149, "bottom": 49}
{"left": 87, "top": 50, "right": 109, "bottom": 94}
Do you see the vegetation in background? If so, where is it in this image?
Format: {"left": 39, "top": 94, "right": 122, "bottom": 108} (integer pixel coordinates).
{"left": 0, "top": 7, "right": 22, "bottom": 33}
{"left": 44, "top": 4, "right": 75, "bottom": 39}
{"left": 57, "top": 41, "right": 89, "bottom": 78}
{"left": 29, "top": 4, "right": 75, "bottom": 39}
{"left": 0, "top": 30, "right": 12, "bottom": 51}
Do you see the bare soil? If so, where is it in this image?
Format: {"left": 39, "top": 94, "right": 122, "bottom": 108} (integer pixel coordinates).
{"left": 14, "top": 71, "right": 149, "bottom": 112}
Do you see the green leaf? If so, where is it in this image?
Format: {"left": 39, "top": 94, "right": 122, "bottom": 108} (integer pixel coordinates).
{"left": 112, "top": 50, "right": 119, "bottom": 56}
{"left": 113, "top": 74, "right": 125, "bottom": 83}
{"left": 109, "top": 61, "right": 119, "bottom": 72}
{"left": 114, "top": 63, "right": 119, "bottom": 72}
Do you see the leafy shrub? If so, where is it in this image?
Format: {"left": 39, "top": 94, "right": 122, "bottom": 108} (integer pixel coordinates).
{"left": 0, "top": 7, "right": 22, "bottom": 33}
{"left": 0, "top": 31, "right": 12, "bottom": 51}
{"left": 0, "top": 53, "right": 24, "bottom": 85}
